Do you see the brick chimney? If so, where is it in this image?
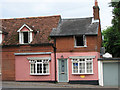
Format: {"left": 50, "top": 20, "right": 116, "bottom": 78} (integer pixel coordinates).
{"left": 93, "top": 0, "right": 100, "bottom": 20}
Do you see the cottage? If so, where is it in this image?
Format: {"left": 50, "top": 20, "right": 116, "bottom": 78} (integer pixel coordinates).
{"left": 1, "top": 15, "right": 60, "bottom": 81}
{"left": 0, "top": 0, "right": 102, "bottom": 85}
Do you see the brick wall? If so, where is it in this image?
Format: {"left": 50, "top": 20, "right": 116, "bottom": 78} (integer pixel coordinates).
{"left": 56, "top": 35, "right": 99, "bottom": 52}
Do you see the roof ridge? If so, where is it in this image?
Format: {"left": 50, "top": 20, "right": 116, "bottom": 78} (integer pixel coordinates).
{"left": 0, "top": 15, "right": 61, "bottom": 20}
{"left": 62, "top": 17, "right": 93, "bottom": 20}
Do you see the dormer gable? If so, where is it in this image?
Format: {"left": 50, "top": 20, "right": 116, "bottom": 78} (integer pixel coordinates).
{"left": 17, "top": 24, "right": 33, "bottom": 44}
{"left": 17, "top": 24, "right": 33, "bottom": 32}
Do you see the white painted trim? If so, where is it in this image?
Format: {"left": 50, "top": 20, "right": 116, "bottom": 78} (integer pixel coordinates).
{"left": 72, "top": 73, "right": 94, "bottom": 75}
{"left": 0, "top": 33, "right": 2, "bottom": 44}
{"left": 102, "top": 60, "right": 120, "bottom": 63}
{"left": 27, "top": 57, "right": 51, "bottom": 60}
{"left": 69, "top": 56, "right": 96, "bottom": 59}
{"left": 14, "top": 52, "right": 51, "bottom": 55}
{"left": 30, "top": 73, "right": 50, "bottom": 75}
{"left": 19, "top": 32, "right": 22, "bottom": 44}
{"left": 19, "top": 31, "right": 32, "bottom": 44}
{"left": 57, "top": 59, "right": 59, "bottom": 82}
{"left": 29, "top": 32, "right": 32, "bottom": 43}
{"left": 71, "top": 58, "right": 94, "bottom": 74}
{"left": 67, "top": 59, "right": 69, "bottom": 82}
{"left": 17, "top": 24, "right": 33, "bottom": 32}
{"left": 98, "top": 61, "right": 103, "bottom": 86}
{"left": 92, "top": 18, "right": 99, "bottom": 23}
{"left": 0, "top": 31, "right": 2, "bottom": 34}
{"left": 29, "top": 59, "right": 50, "bottom": 75}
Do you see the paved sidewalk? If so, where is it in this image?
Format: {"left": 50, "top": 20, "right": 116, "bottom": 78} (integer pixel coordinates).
{"left": 1, "top": 81, "right": 119, "bottom": 89}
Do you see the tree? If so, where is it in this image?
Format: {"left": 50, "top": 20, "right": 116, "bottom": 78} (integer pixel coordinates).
{"left": 102, "top": 1, "right": 120, "bottom": 57}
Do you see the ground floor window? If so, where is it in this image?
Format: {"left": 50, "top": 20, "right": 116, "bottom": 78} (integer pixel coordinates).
{"left": 72, "top": 58, "right": 93, "bottom": 74}
{"left": 29, "top": 59, "right": 50, "bottom": 75}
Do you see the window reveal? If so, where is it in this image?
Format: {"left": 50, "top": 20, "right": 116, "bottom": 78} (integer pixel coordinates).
{"left": 75, "top": 35, "right": 86, "bottom": 47}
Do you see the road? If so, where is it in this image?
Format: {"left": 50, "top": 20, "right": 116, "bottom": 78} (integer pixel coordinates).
{"left": 1, "top": 81, "right": 119, "bottom": 90}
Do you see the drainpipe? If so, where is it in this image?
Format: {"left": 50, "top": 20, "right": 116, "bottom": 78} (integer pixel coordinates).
{"left": 53, "top": 37, "right": 57, "bottom": 83}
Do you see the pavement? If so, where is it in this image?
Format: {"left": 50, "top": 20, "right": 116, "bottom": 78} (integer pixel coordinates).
{"left": 1, "top": 81, "right": 119, "bottom": 89}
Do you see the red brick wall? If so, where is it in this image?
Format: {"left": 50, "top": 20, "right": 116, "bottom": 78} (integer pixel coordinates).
{"left": 2, "top": 45, "right": 53, "bottom": 81}
{"left": 56, "top": 35, "right": 99, "bottom": 52}
{"left": 97, "top": 20, "right": 102, "bottom": 52}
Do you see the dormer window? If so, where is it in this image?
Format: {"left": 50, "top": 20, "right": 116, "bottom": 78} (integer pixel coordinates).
{"left": 17, "top": 24, "right": 33, "bottom": 44}
{"left": 74, "top": 35, "right": 87, "bottom": 47}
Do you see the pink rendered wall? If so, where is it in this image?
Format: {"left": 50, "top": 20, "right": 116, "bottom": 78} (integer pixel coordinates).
{"left": 15, "top": 52, "right": 100, "bottom": 81}
{"left": 56, "top": 52, "right": 100, "bottom": 81}
{"left": 15, "top": 54, "right": 55, "bottom": 81}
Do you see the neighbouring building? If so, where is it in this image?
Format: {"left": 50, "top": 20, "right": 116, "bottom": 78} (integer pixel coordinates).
{"left": 0, "top": 0, "right": 102, "bottom": 85}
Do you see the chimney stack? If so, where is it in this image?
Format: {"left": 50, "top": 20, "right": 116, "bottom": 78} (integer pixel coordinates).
{"left": 93, "top": 0, "right": 100, "bottom": 20}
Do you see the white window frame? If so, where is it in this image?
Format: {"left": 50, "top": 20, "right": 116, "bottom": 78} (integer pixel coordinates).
{"left": 28, "top": 58, "right": 50, "bottom": 75}
{"left": 17, "top": 24, "right": 33, "bottom": 44}
{"left": 0, "top": 31, "right": 2, "bottom": 44}
{"left": 19, "top": 31, "right": 32, "bottom": 44}
{"left": 71, "top": 58, "right": 93, "bottom": 74}
{"left": 74, "top": 35, "right": 87, "bottom": 48}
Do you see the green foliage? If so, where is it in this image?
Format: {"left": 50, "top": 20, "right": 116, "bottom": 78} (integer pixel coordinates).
{"left": 102, "top": 27, "right": 120, "bottom": 57}
{"left": 102, "top": 1, "right": 120, "bottom": 57}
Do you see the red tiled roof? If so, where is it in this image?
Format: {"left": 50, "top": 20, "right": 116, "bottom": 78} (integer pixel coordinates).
{"left": 1, "top": 15, "right": 61, "bottom": 45}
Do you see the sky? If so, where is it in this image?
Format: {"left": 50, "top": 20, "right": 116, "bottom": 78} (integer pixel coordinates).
{"left": 0, "top": 0, "right": 113, "bottom": 30}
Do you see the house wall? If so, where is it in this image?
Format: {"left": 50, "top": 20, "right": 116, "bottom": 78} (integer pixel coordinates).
{"left": 56, "top": 36, "right": 98, "bottom": 52}
{"left": 15, "top": 53, "right": 55, "bottom": 81}
{"left": 56, "top": 52, "right": 100, "bottom": 81}
{"left": 2, "top": 45, "right": 53, "bottom": 81}
{"left": 15, "top": 52, "right": 99, "bottom": 81}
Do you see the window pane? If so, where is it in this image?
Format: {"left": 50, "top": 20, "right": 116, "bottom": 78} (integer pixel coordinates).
{"left": 61, "top": 60, "right": 65, "bottom": 73}
{"left": 23, "top": 32, "right": 28, "bottom": 43}
{"left": 37, "top": 64, "right": 42, "bottom": 73}
{"left": 73, "top": 63, "right": 78, "bottom": 73}
{"left": 31, "top": 64, "right": 35, "bottom": 73}
{"left": 86, "top": 62, "right": 92, "bottom": 73}
{"left": 79, "top": 63, "right": 85, "bottom": 73}
{"left": 43, "top": 64, "right": 47, "bottom": 73}
{"left": 75, "top": 35, "right": 84, "bottom": 46}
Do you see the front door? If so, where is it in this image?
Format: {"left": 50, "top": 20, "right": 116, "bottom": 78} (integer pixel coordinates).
{"left": 58, "top": 59, "right": 68, "bottom": 82}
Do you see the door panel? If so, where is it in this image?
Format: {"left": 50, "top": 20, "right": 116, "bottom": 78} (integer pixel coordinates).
{"left": 103, "top": 62, "right": 118, "bottom": 86}
{"left": 58, "top": 59, "right": 68, "bottom": 82}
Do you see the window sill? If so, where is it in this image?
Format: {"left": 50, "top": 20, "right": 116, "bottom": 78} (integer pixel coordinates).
{"left": 30, "top": 73, "right": 50, "bottom": 76}
{"left": 72, "top": 73, "right": 94, "bottom": 75}
{"left": 19, "top": 43, "right": 30, "bottom": 45}
{"left": 74, "top": 46, "right": 87, "bottom": 48}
